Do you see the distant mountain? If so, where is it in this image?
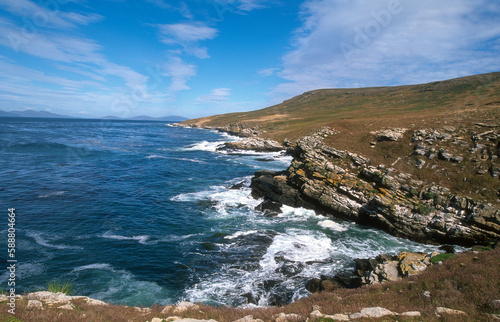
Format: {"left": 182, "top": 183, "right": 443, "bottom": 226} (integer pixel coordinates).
{"left": 0, "top": 110, "right": 17, "bottom": 117}
{"left": 100, "top": 115, "right": 189, "bottom": 122}
{"left": 0, "top": 110, "right": 189, "bottom": 122}
{"left": 159, "top": 115, "right": 189, "bottom": 122}
{"left": 0, "top": 109, "right": 73, "bottom": 118}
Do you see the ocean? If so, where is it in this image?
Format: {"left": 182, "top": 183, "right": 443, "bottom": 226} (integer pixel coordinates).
{"left": 0, "top": 118, "right": 441, "bottom": 307}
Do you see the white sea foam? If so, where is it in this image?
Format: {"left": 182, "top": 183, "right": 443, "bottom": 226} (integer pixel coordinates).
{"left": 27, "top": 231, "right": 83, "bottom": 250}
{"left": 102, "top": 231, "right": 149, "bottom": 245}
{"left": 170, "top": 185, "right": 225, "bottom": 202}
{"left": 146, "top": 154, "right": 168, "bottom": 159}
{"left": 276, "top": 205, "right": 317, "bottom": 221}
{"left": 73, "top": 263, "right": 115, "bottom": 272}
{"left": 71, "top": 263, "right": 171, "bottom": 305}
{"left": 38, "top": 191, "right": 66, "bottom": 198}
{"left": 181, "top": 140, "right": 226, "bottom": 152}
{"left": 260, "top": 229, "right": 336, "bottom": 269}
{"left": 318, "top": 220, "right": 348, "bottom": 232}
{"left": 225, "top": 230, "right": 259, "bottom": 240}
{"left": 146, "top": 155, "right": 206, "bottom": 163}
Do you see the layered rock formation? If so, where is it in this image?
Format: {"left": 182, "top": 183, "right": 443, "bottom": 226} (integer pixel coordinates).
{"left": 251, "top": 128, "right": 500, "bottom": 246}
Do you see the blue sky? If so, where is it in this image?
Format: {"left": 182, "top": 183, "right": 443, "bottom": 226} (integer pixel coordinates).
{"left": 0, "top": 0, "right": 499, "bottom": 119}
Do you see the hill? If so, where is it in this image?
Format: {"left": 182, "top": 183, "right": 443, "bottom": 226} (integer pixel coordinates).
{"left": 0, "top": 109, "right": 73, "bottom": 118}
{"left": 182, "top": 72, "right": 500, "bottom": 204}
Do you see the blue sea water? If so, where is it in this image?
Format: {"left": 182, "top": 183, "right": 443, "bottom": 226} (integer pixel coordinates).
{"left": 0, "top": 118, "right": 441, "bottom": 307}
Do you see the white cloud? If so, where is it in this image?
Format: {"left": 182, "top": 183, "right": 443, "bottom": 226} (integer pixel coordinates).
{"left": 162, "top": 56, "right": 196, "bottom": 92}
{"left": 237, "top": 0, "right": 267, "bottom": 11}
{"left": 258, "top": 67, "right": 279, "bottom": 77}
{"left": 0, "top": 0, "right": 104, "bottom": 29}
{"left": 196, "top": 88, "right": 232, "bottom": 102}
{"left": 271, "top": 0, "right": 500, "bottom": 100}
{"left": 158, "top": 22, "right": 218, "bottom": 44}
{"left": 157, "top": 21, "right": 218, "bottom": 59}
{"left": 0, "top": 16, "right": 146, "bottom": 89}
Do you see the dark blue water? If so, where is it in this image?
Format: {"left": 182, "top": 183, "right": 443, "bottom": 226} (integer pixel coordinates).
{"left": 0, "top": 118, "right": 441, "bottom": 307}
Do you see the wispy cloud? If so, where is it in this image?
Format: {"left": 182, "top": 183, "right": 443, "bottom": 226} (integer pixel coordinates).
{"left": 0, "top": 16, "right": 146, "bottom": 89}
{"left": 258, "top": 67, "right": 279, "bottom": 77}
{"left": 157, "top": 21, "right": 218, "bottom": 59}
{"left": 0, "top": 0, "right": 104, "bottom": 29}
{"left": 196, "top": 88, "right": 232, "bottom": 102}
{"left": 162, "top": 56, "right": 196, "bottom": 92}
{"left": 271, "top": 0, "right": 500, "bottom": 100}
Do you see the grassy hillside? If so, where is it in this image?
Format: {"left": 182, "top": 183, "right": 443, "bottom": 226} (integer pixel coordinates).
{"left": 184, "top": 72, "right": 500, "bottom": 141}
{"left": 183, "top": 72, "right": 500, "bottom": 204}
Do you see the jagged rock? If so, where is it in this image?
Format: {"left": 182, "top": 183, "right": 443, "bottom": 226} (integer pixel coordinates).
{"left": 218, "top": 138, "right": 283, "bottom": 152}
{"left": 398, "top": 251, "right": 430, "bottom": 276}
{"left": 438, "top": 150, "right": 454, "bottom": 161}
{"left": 255, "top": 199, "right": 283, "bottom": 216}
{"left": 349, "top": 307, "right": 396, "bottom": 319}
{"left": 422, "top": 290, "right": 432, "bottom": 300}
{"left": 416, "top": 159, "right": 426, "bottom": 169}
{"left": 375, "top": 128, "right": 407, "bottom": 142}
{"left": 27, "top": 299, "right": 44, "bottom": 310}
{"left": 249, "top": 130, "right": 500, "bottom": 246}
{"left": 414, "top": 144, "right": 428, "bottom": 155}
{"left": 436, "top": 307, "right": 468, "bottom": 316}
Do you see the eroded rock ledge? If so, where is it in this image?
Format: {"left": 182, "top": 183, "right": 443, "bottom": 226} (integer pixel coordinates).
{"left": 251, "top": 128, "right": 500, "bottom": 246}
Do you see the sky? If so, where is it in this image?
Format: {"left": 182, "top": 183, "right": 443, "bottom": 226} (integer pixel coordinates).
{"left": 0, "top": 0, "right": 499, "bottom": 119}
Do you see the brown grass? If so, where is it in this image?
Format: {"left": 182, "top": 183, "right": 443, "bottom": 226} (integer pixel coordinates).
{"left": 182, "top": 72, "right": 500, "bottom": 204}
{"left": 3, "top": 247, "right": 498, "bottom": 321}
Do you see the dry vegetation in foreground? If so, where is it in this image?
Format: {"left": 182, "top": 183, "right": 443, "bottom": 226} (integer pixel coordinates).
{"left": 2, "top": 247, "right": 499, "bottom": 322}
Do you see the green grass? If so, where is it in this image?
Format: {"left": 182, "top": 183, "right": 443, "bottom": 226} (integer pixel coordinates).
{"left": 47, "top": 280, "right": 74, "bottom": 295}
{"left": 430, "top": 253, "right": 455, "bottom": 264}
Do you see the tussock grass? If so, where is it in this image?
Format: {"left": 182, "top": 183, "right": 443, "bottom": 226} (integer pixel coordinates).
{"left": 47, "top": 280, "right": 74, "bottom": 295}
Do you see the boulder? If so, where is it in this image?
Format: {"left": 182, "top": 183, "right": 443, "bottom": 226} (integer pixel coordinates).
{"left": 398, "top": 251, "right": 429, "bottom": 276}
{"left": 27, "top": 300, "right": 44, "bottom": 310}
{"left": 272, "top": 313, "right": 305, "bottom": 322}
{"left": 350, "top": 307, "right": 396, "bottom": 319}
{"left": 174, "top": 301, "right": 200, "bottom": 314}
{"left": 375, "top": 128, "right": 407, "bottom": 142}
{"left": 436, "top": 307, "right": 468, "bottom": 316}
{"left": 233, "top": 315, "right": 264, "bottom": 322}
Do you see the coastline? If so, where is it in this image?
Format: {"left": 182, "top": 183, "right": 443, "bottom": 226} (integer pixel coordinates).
{"left": 6, "top": 246, "right": 499, "bottom": 321}
{"left": 173, "top": 122, "right": 500, "bottom": 247}
{"left": 4, "top": 123, "right": 499, "bottom": 321}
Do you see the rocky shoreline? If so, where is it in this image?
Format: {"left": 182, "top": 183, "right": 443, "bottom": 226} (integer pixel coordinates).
{"left": 175, "top": 122, "right": 500, "bottom": 247}
{"left": 246, "top": 128, "right": 499, "bottom": 247}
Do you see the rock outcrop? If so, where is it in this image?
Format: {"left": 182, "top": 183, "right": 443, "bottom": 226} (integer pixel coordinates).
{"left": 217, "top": 137, "right": 284, "bottom": 152}
{"left": 251, "top": 128, "right": 500, "bottom": 246}
{"left": 306, "top": 251, "right": 440, "bottom": 293}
